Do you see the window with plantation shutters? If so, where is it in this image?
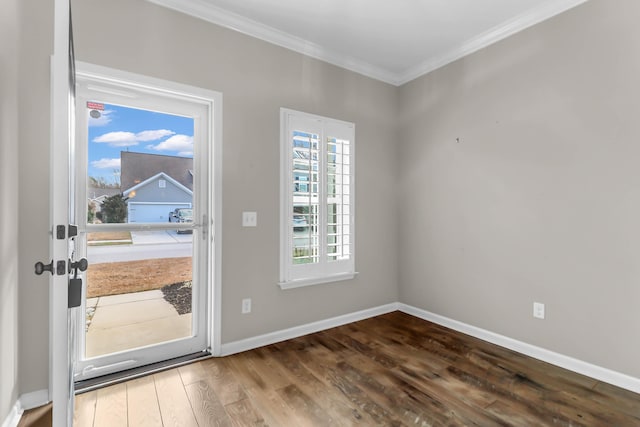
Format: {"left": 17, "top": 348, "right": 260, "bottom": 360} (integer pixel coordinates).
{"left": 279, "top": 109, "right": 357, "bottom": 289}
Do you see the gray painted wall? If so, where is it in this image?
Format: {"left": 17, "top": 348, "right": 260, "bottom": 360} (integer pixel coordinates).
{"left": 1, "top": 0, "right": 21, "bottom": 420}
{"left": 71, "top": 0, "right": 400, "bottom": 343}
{"left": 17, "top": 0, "right": 54, "bottom": 397}
{"left": 398, "top": 0, "right": 640, "bottom": 378}
{"left": 13, "top": 0, "right": 640, "bottom": 402}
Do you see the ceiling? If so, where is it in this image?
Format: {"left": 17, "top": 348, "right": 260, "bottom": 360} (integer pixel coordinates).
{"left": 148, "top": 0, "right": 588, "bottom": 86}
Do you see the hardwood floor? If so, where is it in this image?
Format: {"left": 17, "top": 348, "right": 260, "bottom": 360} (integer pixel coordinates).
{"left": 73, "top": 312, "right": 640, "bottom": 426}
{"left": 17, "top": 403, "right": 51, "bottom": 427}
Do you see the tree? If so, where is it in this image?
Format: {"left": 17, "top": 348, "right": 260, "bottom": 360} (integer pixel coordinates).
{"left": 89, "top": 175, "right": 120, "bottom": 189}
{"left": 100, "top": 194, "right": 128, "bottom": 223}
{"left": 87, "top": 201, "right": 96, "bottom": 223}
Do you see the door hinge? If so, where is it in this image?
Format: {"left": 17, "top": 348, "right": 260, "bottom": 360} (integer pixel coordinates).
{"left": 55, "top": 224, "right": 78, "bottom": 239}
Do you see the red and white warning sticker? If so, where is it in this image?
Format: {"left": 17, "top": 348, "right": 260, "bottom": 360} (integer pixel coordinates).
{"left": 87, "top": 101, "right": 105, "bottom": 111}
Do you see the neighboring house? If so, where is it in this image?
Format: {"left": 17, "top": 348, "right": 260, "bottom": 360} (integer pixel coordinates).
{"left": 87, "top": 187, "right": 121, "bottom": 217}
{"left": 120, "top": 151, "right": 193, "bottom": 223}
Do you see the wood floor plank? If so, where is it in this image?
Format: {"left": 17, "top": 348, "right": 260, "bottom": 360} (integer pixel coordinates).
{"left": 154, "top": 369, "right": 198, "bottom": 427}
{"left": 593, "top": 381, "right": 640, "bottom": 419}
{"left": 332, "top": 358, "right": 451, "bottom": 426}
{"left": 276, "top": 384, "right": 334, "bottom": 426}
{"left": 279, "top": 336, "right": 415, "bottom": 425}
{"left": 178, "top": 360, "right": 208, "bottom": 386}
{"left": 268, "top": 341, "right": 378, "bottom": 426}
{"left": 126, "top": 375, "right": 163, "bottom": 427}
{"left": 184, "top": 379, "right": 233, "bottom": 427}
{"left": 93, "top": 382, "right": 127, "bottom": 427}
{"left": 224, "top": 398, "right": 267, "bottom": 426}
{"left": 74, "top": 391, "right": 97, "bottom": 427}
{"left": 75, "top": 312, "right": 640, "bottom": 427}
{"left": 223, "top": 352, "right": 310, "bottom": 426}
{"left": 200, "top": 357, "right": 248, "bottom": 406}
{"left": 240, "top": 382, "right": 310, "bottom": 427}
{"left": 17, "top": 403, "right": 52, "bottom": 427}
{"left": 226, "top": 348, "right": 290, "bottom": 392}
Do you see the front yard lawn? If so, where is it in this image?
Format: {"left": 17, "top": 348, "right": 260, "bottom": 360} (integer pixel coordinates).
{"left": 87, "top": 231, "right": 132, "bottom": 241}
{"left": 87, "top": 257, "right": 192, "bottom": 298}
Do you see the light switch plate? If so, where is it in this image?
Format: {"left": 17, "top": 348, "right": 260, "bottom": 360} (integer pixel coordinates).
{"left": 242, "top": 211, "right": 257, "bottom": 227}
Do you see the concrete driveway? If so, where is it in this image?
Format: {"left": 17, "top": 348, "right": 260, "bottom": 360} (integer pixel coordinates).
{"left": 130, "top": 230, "right": 193, "bottom": 244}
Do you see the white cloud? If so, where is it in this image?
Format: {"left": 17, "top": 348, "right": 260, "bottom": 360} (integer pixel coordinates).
{"left": 88, "top": 110, "right": 113, "bottom": 127}
{"left": 93, "top": 131, "right": 139, "bottom": 147}
{"left": 135, "top": 129, "right": 175, "bottom": 141}
{"left": 93, "top": 129, "right": 177, "bottom": 147}
{"left": 91, "top": 158, "right": 121, "bottom": 169}
{"left": 147, "top": 134, "right": 193, "bottom": 154}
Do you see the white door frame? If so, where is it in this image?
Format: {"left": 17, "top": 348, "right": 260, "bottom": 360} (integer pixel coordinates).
{"left": 73, "top": 62, "right": 222, "bottom": 380}
{"left": 50, "top": 40, "right": 223, "bottom": 427}
{"left": 50, "top": 0, "right": 72, "bottom": 425}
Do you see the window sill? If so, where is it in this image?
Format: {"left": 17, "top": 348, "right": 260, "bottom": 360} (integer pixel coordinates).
{"left": 278, "top": 272, "right": 358, "bottom": 290}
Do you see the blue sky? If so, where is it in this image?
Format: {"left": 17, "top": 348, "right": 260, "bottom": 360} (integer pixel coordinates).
{"left": 87, "top": 102, "right": 194, "bottom": 185}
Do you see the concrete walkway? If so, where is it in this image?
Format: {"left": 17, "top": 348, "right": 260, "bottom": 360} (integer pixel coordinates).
{"left": 87, "top": 230, "right": 192, "bottom": 246}
{"left": 85, "top": 290, "right": 191, "bottom": 357}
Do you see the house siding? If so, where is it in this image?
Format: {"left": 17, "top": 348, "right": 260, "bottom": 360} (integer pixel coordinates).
{"left": 129, "top": 177, "right": 191, "bottom": 204}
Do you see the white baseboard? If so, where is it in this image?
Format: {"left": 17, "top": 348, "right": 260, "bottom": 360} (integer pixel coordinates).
{"left": 18, "top": 389, "right": 49, "bottom": 411}
{"left": 220, "top": 303, "right": 399, "bottom": 356}
{"left": 1, "top": 389, "right": 49, "bottom": 427}
{"left": 1, "top": 401, "right": 22, "bottom": 427}
{"left": 398, "top": 303, "right": 640, "bottom": 395}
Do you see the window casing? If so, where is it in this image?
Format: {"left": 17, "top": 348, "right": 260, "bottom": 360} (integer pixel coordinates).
{"left": 279, "top": 109, "right": 356, "bottom": 289}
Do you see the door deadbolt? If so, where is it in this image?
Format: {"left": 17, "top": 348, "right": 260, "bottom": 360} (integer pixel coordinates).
{"left": 34, "top": 260, "right": 67, "bottom": 276}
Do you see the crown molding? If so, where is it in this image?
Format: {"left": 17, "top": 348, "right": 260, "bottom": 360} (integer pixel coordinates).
{"left": 148, "top": 0, "right": 589, "bottom": 87}
{"left": 396, "top": 0, "right": 590, "bottom": 85}
{"left": 147, "top": 0, "right": 399, "bottom": 85}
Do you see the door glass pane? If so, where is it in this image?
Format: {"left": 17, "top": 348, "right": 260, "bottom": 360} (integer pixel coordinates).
{"left": 84, "top": 102, "right": 196, "bottom": 358}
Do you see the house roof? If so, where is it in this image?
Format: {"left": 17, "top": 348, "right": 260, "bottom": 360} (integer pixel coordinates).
{"left": 122, "top": 172, "right": 193, "bottom": 197}
{"left": 87, "top": 187, "right": 121, "bottom": 201}
{"left": 120, "top": 151, "right": 193, "bottom": 192}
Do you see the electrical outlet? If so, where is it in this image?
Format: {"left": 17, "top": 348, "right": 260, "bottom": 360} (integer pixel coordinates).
{"left": 533, "top": 302, "right": 545, "bottom": 319}
{"left": 242, "top": 298, "right": 252, "bottom": 314}
{"left": 242, "top": 211, "right": 257, "bottom": 227}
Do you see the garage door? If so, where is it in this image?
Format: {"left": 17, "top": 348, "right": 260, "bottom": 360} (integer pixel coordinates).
{"left": 128, "top": 202, "right": 191, "bottom": 223}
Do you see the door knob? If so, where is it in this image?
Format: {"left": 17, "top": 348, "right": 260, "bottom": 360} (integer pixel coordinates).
{"left": 69, "top": 258, "right": 88, "bottom": 273}
{"left": 35, "top": 260, "right": 67, "bottom": 275}
{"left": 35, "top": 260, "right": 54, "bottom": 275}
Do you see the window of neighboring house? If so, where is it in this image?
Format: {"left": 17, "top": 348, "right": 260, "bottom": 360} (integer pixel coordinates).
{"left": 158, "top": 179, "right": 166, "bottom": 188}
{"left": 279, "top": 108, "right": 356, "bottom": 289}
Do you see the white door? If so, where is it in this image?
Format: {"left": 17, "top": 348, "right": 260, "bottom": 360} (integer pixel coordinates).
{"left": 72, "top": 63, "right": 222, "bottom": 384}
{"left": 49, "top": 1, "right": 76, "bottom": 424}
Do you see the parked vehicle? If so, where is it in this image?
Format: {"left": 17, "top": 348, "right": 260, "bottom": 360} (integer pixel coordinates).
{"left": 168, "top": 208, "right": 193, "bottom": 233}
